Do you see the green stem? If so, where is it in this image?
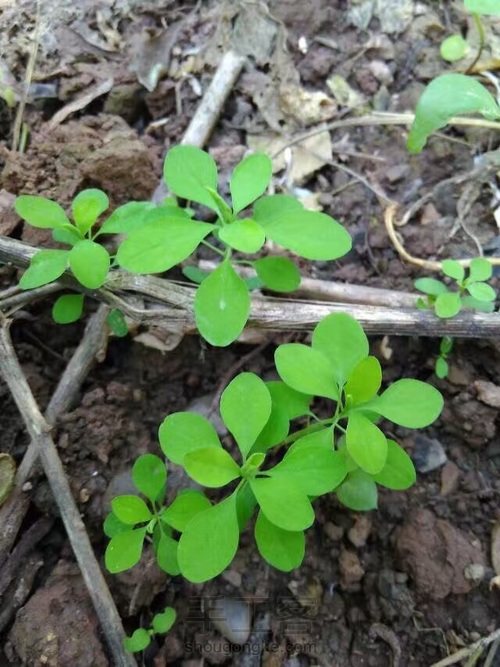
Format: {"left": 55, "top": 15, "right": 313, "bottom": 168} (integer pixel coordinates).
{"left": 281, "top": 418, "right": 333, "bottom": 446}
{"left": 201, "top": 239, "right": 225, "bottom": 257}
{"left": 466, "top": 13, "right": 485, "bottom": 74}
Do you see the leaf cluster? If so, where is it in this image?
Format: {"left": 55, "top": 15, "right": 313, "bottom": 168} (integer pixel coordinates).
{"left": 104, "top": 314, "right": 443, "bottom": 584}
{"left": 415, "top": 258, "right": 496, "bottom": 318}
{"left": 124, "top": 607, "right": 176, "bottom": 653}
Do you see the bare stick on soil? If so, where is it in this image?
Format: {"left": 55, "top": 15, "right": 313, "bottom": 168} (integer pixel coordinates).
{"left": 0, "top": 320, "right": 136, "bottom": 667}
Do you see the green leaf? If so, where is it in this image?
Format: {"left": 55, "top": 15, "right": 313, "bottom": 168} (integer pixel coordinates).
{"left": 152, "top": 607, "right": 177, "bottom": 635}
{"left": 267, "top": 381, "right": 311, "bottom": 420}
{"left": 205, "top": 187, "right": 234, "bottom": 223}
{"left": 163, "top": 145, "right": 219, "bottom": 212}
{"left": 132, "top": 454, "right": 166, "bottom": 503}
{"left": 256, "top": 208, "right": 352, "bottom": 261}
{"left": 15, "top": 195, "right": 70, "bottom": 229}
{"left": 469, "top": 257, "right": 492, "bottom": 282}
{"left": 220, "top": 373, "right": 272, "bottom": 458}
{"left": 253, "top": 194, "right": 303, "bottom": 221}
{"left": 254, "top": 511, "right": 305, "bottom": 572}
{"left": 183, "top": 447, "right": 241, "bottom": 487}
{"left": 124, "top": 629, "right": 151, "bottom": 653}
{"left": 440, "top": 336, "right": 454, "bottom": 355}
{"left": 435, "top": 291, "right": 462, "bottom": 318}
{"left": 105, "top": 527, "right": 147, "bottom": 573}
{"left": 236, "top": 483, "right": 257, "bottom": 529}
{"left": 162, "top": 490, "right": 212, "bottom": 532}
{"left": 336, "top": 470, "right": 378, "bottom": 511}
{"left": 72, "top": 189, "right": 109, "bottom": 235}
{"left": 250, "top": 477, "right": 314, "bottom": 531}
{"left": 467, "top": 281, "right": 496, "bottom": 302}
{"left": 178, "top": 493, "right": 240, "bottom": 582}
{"left": 441, "top": 259, "right": 465, "bottom": 282}
{"left": 182, "top": 266, "right": 210, "bottom": 284}
{"left": 407, "top": 73, "right": 500, "bottom": 153}
{"left": 116, "top": 216, "right": 214, "bottom": 274}
{"left": 252, "top": 404, "right": 289, "bottom": 451}
{"left": 107, "top": 309, "right": 129, "bottom": 337}
{"left": 158, "top": 412, "right": 221, "bottom": 465}
{"left": 372, "top": 439, "right": 416, "bottom": 490}
{"left": 112, "top": 495, "right": 152, "bottom": 524}
{"left": 155, "top": 531, "right": 180, "bottom": 575}
{"left": 271, "top": 445, "right": 347, "bottom": 495}
{"left": 465, "top": 0, "right": 500, "bottom": 15}
{"left": 414, "top": 277, "right": 448, "bottom": 296}
{"left": 103, "top": 512, "right": 130, "bottom": 538}
{"left": 275, "top": 343, "right": 338, "bottom": 400}
{"left": 219, "top": 219, "right": 266, "bottom": 253}
{"left": 435, "top": 357, "right": 449, "bottom": 379}
{"left": 287, "top": 427, "right": 334, "bottom": 454}
{"left": 98, "top": 201, "right": 157, "bottom": 235}
{"left": 69, "top": 240, "right": 110, "bottom": 289}
{"left": 461, "top": 295, "right": 496, "bottom": 312}
{"left": 230, "top": 153, "right": 272, "bottom": 213}
{"left": 366, "top": 378, "right": 443, "bottom": 428}
{"left": 440, "top": 34, "right": 468, "bottom": 62}
{"left": 345, "top": 356, "right": 382, "bottom": 405}
{"left": 253, "top": 256, "right": 301, "bottom": 292}
{"left": 194, "top": 258, "right": 250, "bottom": 346}
{"left": 346, "top": 411, "right": 388, "bottom": 474}
{"left": 312, "top": 313, "right": 369, "bottom": 386}
{"left": 19, "top": 249, "right": 69, "bottom": 289}
{"left": 53, "top": 226, "right": 83, "bottom": 246}
{"left": 52, "top": 293, "right": 84, "bottom": 324}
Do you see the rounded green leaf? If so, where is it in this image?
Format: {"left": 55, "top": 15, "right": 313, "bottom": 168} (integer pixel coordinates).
{"left": 15, "top": 195, "right": 70, "bottom": 229}
{"left": 178, "top": 494, "right": 240, "bottom": 583}
{"left": 250, "top": 477, "right": 314, "bottom": 531}
{"left": 408, "top": 73, "right": 500, "bottom": 153}
{"left": 53, "top": 226, "right": 83, "bottom": 246}
{"left": 435, "top": 291, "right": 462, "bottom": 318}
{"left": 155, "top": 531, "right": 180, "bottom": 575}
{"left": 253, "top": 194, "right": 303, "bottom": 221}
{"left": 467, "top": 281, "right": 496, "bottom": 302}
{"left": 132, "top": 454, "right": 166, "bottom": 503}
{"left": 312, "top": 313, "right": 369, "bottom": 386}
{"left": 336, "top": 470, "right": 378, "bottom": 511}
{"left": 469, "top": 257, "right": 492, "bottom": 282}
{"left": 124, "top": 628, "right": 151, "bottom": 653}
{"left": 440, "top": 336, "right": 454, "bottom": 355}
{"left": 183, "top": 447, "right": 241, "bottom": 487}
{"left": 414, "top": 277, "right": 448, "bottom": 296}
{"left": 252, "top": 404, "right": 289, "bottom": 451}
{"left": 441, "top": 259, "right": 465, "bottom": 282}
{"left": 254, "top": 511, "right": 305, "bottom": 572}
{"left": 19, "top": 250, "right": 70, "bottom": 289}
{"left": 230, "top": 153, "right": 272, "bottom": 213}
{"left": 435, "top": 357, "right": 449, "bottom": 379}
{"left": 257, "top": 209, "right": 352, "bottom": 261}
{"left": 271, "top": 445, "right": 347, "bottom": 495}
{"left": 111, "top": 495, "right": 152, "bottom": 524}
{"left": 69, "top": 240, "right": 110, "bottom": 289}
{"left": 52, "top": 294, "right": 84, "bottom": 324}
{"left": 267, "top": 381, "right": 311, "bottom": 420}
{"left": 107, "top": 309, "right": 129, "bottom": 337}
{"left": 220, "top": 373, "right": 272, "bottom": 458}
{"left": 103, "top": 512, "right": 129, "bottom": 539}
{"left": 465, "top": 0, "right": 500, "bottom": 15}
{"left": 345, "top": 356, "right": 382, "bottom": 405}
{"left": 287, "top": 427, "right": 334, "bottom": 454}
{"left": 368, "top": 378, "right": 443, "bottom": 428}
{"left": 98, "top": 201, "right": 157, "bottom": 235}
{"left": 163, "top": 146, "right": 219, "bottom": 212}
{"left": 440, "top": 34, "right": 468, "bottom": 62}
{"left": 372, "top": 439, "right": 416, "bottom": 490}
{"left": 152, "top": 607, "right": 177, "bottom": 635}
{"left": 182, "top": 266, "right": 210, "bottom": 284}
{"left": 105, "top": 527, "right": 147, "bottom": 573}
{"left": 253, "top": 256, "right": 301, "bottom": 292}
{"left": 461, "top": 295, "right": 496, "bottom": 312}
{"left": 116, "top": 217, "right": 214, "bottom": 274}
{"left": 158, "top": 412, "right": 221, "bottom": 465}
{"left": 346, "top": 411, "right": 388, "bottom": 474}
{"left": 275, "top": 343, "right": 338, "bottom": 400}
{"left": 162, "top": 490, "right": 212, "bottom": 532}
{"left": 72, "top": 188, "right": 109, "bottom": 234}
{"left": 219, "top": 218, "right": 266, "bottom": 253}
{"left": 194, "top": 259, "right": 250, "bottom": 346}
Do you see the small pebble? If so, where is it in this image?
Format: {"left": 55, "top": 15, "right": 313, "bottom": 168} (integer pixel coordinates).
{"left": 474, "top": 380, "right": 500, "bottom": 409}
{"left": 208, "top": 598, "right": 252, "bottom": 645}
{"left": 411, "top": 434, "right": 447, "bottom": 473}
{"left": 324, "top": 521, "right": 344, "bottom": 541}
{"left": 440, "top": 461, "right": 460, "bottom": 496}
{"left": 348, "top": 515, "right": 372, "bottom": 548}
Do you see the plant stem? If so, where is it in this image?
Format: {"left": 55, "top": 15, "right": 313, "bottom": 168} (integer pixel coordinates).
{"left": 200, "top": 239, "right": 225, "bottom": 257}
{"left": 466, "top": 13, "right": 485, "bottom": 74}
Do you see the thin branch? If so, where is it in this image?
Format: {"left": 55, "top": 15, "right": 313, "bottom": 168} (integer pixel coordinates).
{"left": 431, "top": 628, "right": 500, "bottom": 667}
{"left": 0, "top": 321, "right": 135, "bottom": 667}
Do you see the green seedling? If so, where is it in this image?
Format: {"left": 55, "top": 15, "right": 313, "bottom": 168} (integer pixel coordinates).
{"left": 105, "top": 313, "right": 443, "bottom": 585}
{"left": 415, "top": 257, "right": 496, "bottom": 318}
{"left": 123, "top": 607, "right": 176, "bottom": 654}
{"left": 435, "top": 336, "right": 454, "bottom": 379}
{"left": 439, "top": 0, "right": 500, "bottom": 63}
{"left": 16, "top": 147, "right": 351, "bottom": 346}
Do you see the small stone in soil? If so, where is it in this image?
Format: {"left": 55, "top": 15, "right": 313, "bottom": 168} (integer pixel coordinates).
{"left": 411, "top": 434, "right": 447, "bottom": 473}
{"left": 348, "top": 515, "right": 372, "bottom": 548}
{"left": 208, "top": 598, "right": 252, "bottom": 645}
{"left": 440, "top": 461, "right": 461, "bottom": 496}
{"left": 474, "top": 380, "right": 500, "bottom": 409}
{"left": 339, "top": 547, "right": 365, "bottom": 589}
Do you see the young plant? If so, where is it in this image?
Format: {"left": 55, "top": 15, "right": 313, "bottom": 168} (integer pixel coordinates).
{"left": 439, "top": 0, "right": 500, "bottom": 63}
{"left": 414, "top": 257, "right": 496, "bottom": 318}
{"left": 105, "top": 313, "right": 443, "bottom": 586}
{"left": 435, "top": 336, "right": 454, "bottom": 379}
{"left": 15, "top": 147, "right": 352, "bottom": 347}
{"left": 123, "top": 607, "right": 176, "bottom": 654}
